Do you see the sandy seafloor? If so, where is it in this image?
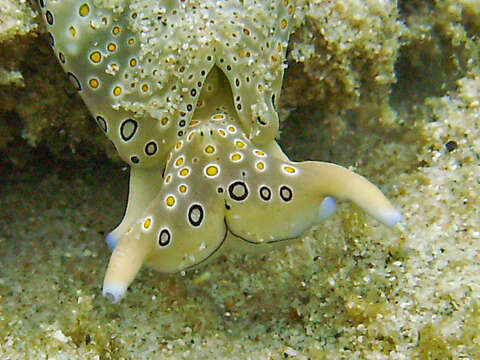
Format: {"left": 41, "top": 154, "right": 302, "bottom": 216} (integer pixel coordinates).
{"left": 1, "top": 79, "right": 479, "bottom": 359}
{"left": 1, "top": 1, "right": 480, "bottom": 359}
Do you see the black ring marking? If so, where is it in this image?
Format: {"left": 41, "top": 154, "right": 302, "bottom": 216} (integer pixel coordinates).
{"left": 46, "top": 10, "right": 54, "bottom": 25}
{"left": 145, "top": 141, "right": 157, "bottom": 156}
{"left": 228, "top": 181, "right": 248, "bottom": 202}
{"left": 120, "top": 119, "right": 138, "bottom": 141}
{"left": 96, "top": 116, "right": 107, "bottom": 133}
{"left": 130, "top": 156, "right": 139, "bottom": 164}
{"left": 39, "top": 0, "right": 45, "bottom": 8}
{"left": 67, "top": 72, "right": 81, "bottom": 91}
{"left": 188, "top": 203, "right": 204, "bottom": 227}
{"left": 158, "top": 228, "right": 171, "bottom": 247}
{"left": 259, "top": 186, "right": 271, "bottom": 201}
{"left": 279, "top": 185, "right": 293, "bottom": 202}
{"left": 182, "top": 219, "right": 228, "bottom": 272}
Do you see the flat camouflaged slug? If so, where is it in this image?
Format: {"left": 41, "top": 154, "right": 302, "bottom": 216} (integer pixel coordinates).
{"left": 38, "top": 0, "right": 402, "bottom": 303}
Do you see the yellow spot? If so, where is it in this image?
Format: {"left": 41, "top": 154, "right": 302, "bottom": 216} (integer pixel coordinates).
{"left": 283, "top": 165, "right": 297, "bottom": 174}
{"left": 107, "top": 43, "right": 117, "bottom": 52}
{"left": 166, "top": 195, "right": 175, "bottom": 207}
{"left": 113, "top": 86, "right": 122, "bottom": 96}
{"left": 59, "top": 52, "right": 66, "bottom": 63}
{"left": 131, "top": 12, "right": 137, "bottom": 19}
{"left": 165, "top": 174, "right": 172, "bottom": 184}
{"left": 228, "top": 125, "right": 236, "bottom": 133}
{"left": 243, "top": 28, "right": 250, "bottom": 36}
{"left": 129, "top": 58, "right": 137, "bottom": 67}
{"left": 284, "top": 0, "right": 290, "bottom": 5}
{"left": 278, "top": 42, "right": 283, "bottom": 53}
{"left": 112, "top": 26, "right": 121, "bottom": 35}
{"left": 256, "top": 161, "right": 265, "bottom": 171}
{"left": 90, "top": 51, "right": 101, "bottom": 63}
{"left": 161, "top": 117, "right": 169, "bottom": 126}
{"left": 69, "top": 26, "right": 77, "bottom": 37}
{"left": 188, "top": 131, "right": 196, "bottom": 141}
{"left": 231, "top": 153, "right": 242, "bottom": 162}
{"left": 235, "top": 140, "right": 246, "bottom": 149}
{"left": 179, "top": 184, "right": 187, "bottom": 194}
{"left": 175, "top": 156, "right": 184, "bottom": 167}
{"left": 213, "top": 113, "right": 225, "bottom": 120}
{"left": 179, "top": 167, "right": 190, "bottom": 177}
{"left": 254, "top": 149, "right": 265, "bottom": 157}
{"left": 281, "top": 19, "right": 288, "bottom": 29}
{"left": 288, "top": 4, "right": 294, "bottom": 14}
{"left": 143, "top": 218, "right": 152, "bottom": 229}
{"left": 79, "top": 3, "right": 90, "bottom": 17}
{"left": 175, "top": 141, "right": 183, "bottom": 150}
{"left": 190, "top": 120, "right": 199, "bottom": 126}
{"left": 205, "top": 145, "right": 215, "bottom": 154}
{"left": 128, "top": 38, "right": 135, "bottom": 45}
{"left": 141, "top": 84, "right": 149, "bottom": 92}
{"left": 205, "top": 165, "right": 219, "bottom": 177}
{"left": 218, "top": 129, "right": 227, "bottom": 137}
{"left": 89, "top": 78, "right": 99, "bottom": 89}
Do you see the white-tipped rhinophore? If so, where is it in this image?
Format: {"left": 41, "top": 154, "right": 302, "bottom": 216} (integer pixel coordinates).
{"left": 304, "top": 161, "right": 402, "bottom": 227}
{"left": 107, "top": 166, "right": 164, "bottom": 250}
{"left": 103, "top": 225, "right": 151, "bottom": 303}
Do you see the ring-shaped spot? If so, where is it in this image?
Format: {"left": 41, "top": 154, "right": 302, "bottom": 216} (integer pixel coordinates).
{"left": 120, "top": 119, "right": 138, "bottom": 142}
{"left": 67, "top": 72, "right": 82, "bottom": 91}
{"left": 279, "top": 185, "right": 293, "bottom": 202}
{"left": 45, "top": 10, "right": 54, "bottom": 25}
{"left": 158, "top": 228, "right": 171, "bottom": 247}
{"left": 96, "top": 116, "right": 107, "bottom": 133}
{"left": 188, "top": 203, "right": 204, "bottom": 227}
{"left": 228, "top": 181, "right": 249, "bottom": 202}
{"left": 259, "top": 185, "right": 272, "bottom": 201}
{"left": 145, "top": 141, "right": 157, "bottom": 156}
{"left": 130, "top": 156, "right": 139, "bottom": 164}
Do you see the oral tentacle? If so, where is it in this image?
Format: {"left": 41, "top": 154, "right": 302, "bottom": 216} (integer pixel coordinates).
{"left": 106, "top": 166, "right": 165, "bottom": 250}
{"left": 103, "top": 224, "right": 151, "bottom": 304}
{"left": 301, "top": 161, "right": 402, "bottom": 227}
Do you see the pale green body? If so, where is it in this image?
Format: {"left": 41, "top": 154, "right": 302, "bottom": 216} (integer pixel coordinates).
{"left": 140, "top": 115, "right": 328, "bottom": 273}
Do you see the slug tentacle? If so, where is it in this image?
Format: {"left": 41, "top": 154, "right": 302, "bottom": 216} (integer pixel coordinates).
{"left": 103, "top": 223, "right": 152, "bottom": 304}
{"left": 301, "top": 161, "right": 403, "bottom": 227}
{"left": 106, "top": 166, "right": 165, "bottom": 250}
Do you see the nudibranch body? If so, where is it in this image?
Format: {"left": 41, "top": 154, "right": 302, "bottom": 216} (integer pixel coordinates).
{"left": 37, "top": 0, "right": 402, "bottom": 304}
{"left": 103, "top": 111, "right": 402, "bottom": 303}
{"left": 38, "top": 0, "right": 294, "bottom": 167}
